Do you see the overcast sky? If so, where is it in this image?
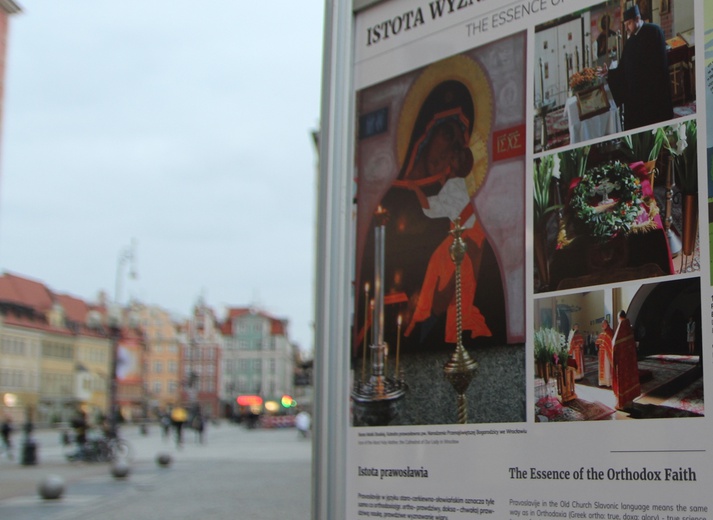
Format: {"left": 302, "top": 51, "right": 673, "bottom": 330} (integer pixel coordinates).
{"left": 0, "top": 2, "right": 325, "bottom": 353}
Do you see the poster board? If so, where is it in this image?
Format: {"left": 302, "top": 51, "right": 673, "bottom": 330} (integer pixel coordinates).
{"left": 315, "top": 0, "right": 711, "bottom": 519}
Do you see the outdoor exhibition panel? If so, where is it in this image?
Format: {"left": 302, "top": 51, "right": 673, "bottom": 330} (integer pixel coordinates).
{"left": 315, "top": 1, "right": 712, "bottom": 519}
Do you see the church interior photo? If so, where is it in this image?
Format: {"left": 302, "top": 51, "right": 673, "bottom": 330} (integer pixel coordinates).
{"left": 533, "top": 277, "right": 703, "bottom": 422}
{"left": 534, "top": 0, "right": 695, "bottom": 152}
{"left": 534, "top": 121, "right": 700, "bottom": 294}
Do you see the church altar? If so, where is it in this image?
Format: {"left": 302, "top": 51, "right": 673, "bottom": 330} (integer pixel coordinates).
{"left": 565, "top": 84, "right": 621, "bottom": 144}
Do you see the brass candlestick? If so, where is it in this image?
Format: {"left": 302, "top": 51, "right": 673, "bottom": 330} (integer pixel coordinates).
{"left": 664, "top": 155, "right": 682, "bottom": 257}
{"left": 443, "top": 218, "right": 478, "bottom": 424}
{"left": 352, "top": 206, "right": 406, "bottom": 426}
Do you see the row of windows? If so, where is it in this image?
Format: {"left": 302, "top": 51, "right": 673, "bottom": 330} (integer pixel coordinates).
{"left": 42, "top": 341, "right": 74, "bottom": 360}
{"left": 77, "top": 347, "right": 108, "bottom": 364}
{"left": 0, "top": 369, "right": 36, "bottom": 389}
{"left": 238, "top": 339, "right": 277, "bottom": 351}
{"left": 1, "top": 336, "right": 33, "bottom": 356}
{"left": 235, "top": 319, "right": 266, "bottom": 334}
{"left": 81, "top": 375, "right": 105, "bottom": 392}
{"left": 146, "top": 360, "right": 178, "bottom": 374}
{"left": 39, "top": 373, "right": 74, "bottom": 394}
{"left": 182, "top": 364, "right": 216, "bottom": 376}
{"left": 148, "top": 343, "right": 179, "bottom": 354}
{"left": 3, "top": 336, "right": 110, "bottom": 364}
{"left": 225, "top": 359, "right": 283, "bottom": 374}
{"left": 183, "top": 347, "right": 217, "bottom": 361}
{"left": 223, "top": 337, "right": 288, "bottom": 352}
{"left": 150, "top": 380, "right": 179, "bottom": 394}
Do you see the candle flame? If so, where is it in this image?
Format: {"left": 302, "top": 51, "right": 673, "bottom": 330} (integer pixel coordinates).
{"left": 365, "top": 282, "right": 370, "bottom": 293}
{"left": 397, "top": 314, "right": 402, "bottom": 326}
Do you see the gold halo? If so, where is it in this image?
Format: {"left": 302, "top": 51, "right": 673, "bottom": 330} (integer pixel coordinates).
{"left": 396, "top": 54, "right": 493, "bottom": 194}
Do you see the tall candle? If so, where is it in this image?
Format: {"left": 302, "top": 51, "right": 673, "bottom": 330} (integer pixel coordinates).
{"left": 383, "top": 343, "right": 388, "bottom": 375}
{"left": 373, "top": 206, "right": 387, "bottom": 347}
{"left": 369, "top": 300, "right": 374, "bottom": 367}
{"left": 362, "top": 283, "right": 369, "bottom": 383}
{"left": 395, "top": 314, "right": 402, "bottom": 377}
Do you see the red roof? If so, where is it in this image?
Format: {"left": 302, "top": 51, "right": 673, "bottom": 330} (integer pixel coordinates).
{"left": 221, "top": 306, "right": 288, "bottom": 337}
{"left": 0, "top": 272, "right": 54, "bottom": 311}
{"left": 0, "top": 272, "right": 106, "bottom": 338}
{"left": 55, "top": 293, "right": 90, "bottom": 323}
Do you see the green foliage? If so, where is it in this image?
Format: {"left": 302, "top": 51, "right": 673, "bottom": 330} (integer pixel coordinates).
{"left": 533, "top": 154, "right": 557, "bottom": 225}
{"left": 570, "top": 161, "right": 643, "bottom": 241}
{"left": 622, "top": 127, "right": 667, "bottom": 163}
{"left": 557, "top": 146, "right": 589, "bottom": 187}
{"left": 534, "top": 327, "right": 566, "bottom": 364}
{"left": 676, "top": 121, "right": 697, "bottom": 194}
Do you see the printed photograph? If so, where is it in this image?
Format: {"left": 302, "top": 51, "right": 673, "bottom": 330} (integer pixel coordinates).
{"left": 351, "top": 33, "right": 527, "bottom": 427}
{"left": 533, "top": 0, "right": 695, "bottom": 152}
{"left": 534, "top": 120, "right": 700, "bottom": 294}
{"left": 705, "top": 0, "right": 713, "bottom": 279}
{"left": 534, "top": 277, "right": 703, "bottom": 421}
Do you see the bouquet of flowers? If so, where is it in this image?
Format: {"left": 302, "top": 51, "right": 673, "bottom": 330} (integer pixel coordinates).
{"left": 534, "top": 327, "right": 566, "bottom": 364}
{"left": 569, "top": 67, "right": 598, "bottom": 93}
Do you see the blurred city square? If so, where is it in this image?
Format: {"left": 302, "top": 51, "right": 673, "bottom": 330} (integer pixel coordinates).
{"left": 0, "top": 421, "right": 311, "bottom": 520}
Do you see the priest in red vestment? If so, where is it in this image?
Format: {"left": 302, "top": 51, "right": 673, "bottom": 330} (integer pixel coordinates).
{"left": 596, "top": 319, "right": 614, "bottom": 387}
{"left": 612, "top": 310, "right": 641, "bottom": 410}
{"left": 568, "top": 323, "right": 585, "bottom": 380}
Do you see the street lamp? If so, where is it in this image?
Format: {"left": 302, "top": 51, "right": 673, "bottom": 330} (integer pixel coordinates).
{"left": 107, "top": 240, "right": 137, "bottom": 438}
{"left": 187, "top": 338, "right": 199, "bottom": 415}
{"left": 115, "top": 240, "right": 137, "bottom": 307}
{"left": 106, "top": 315, "right": 121, "bottom": 438}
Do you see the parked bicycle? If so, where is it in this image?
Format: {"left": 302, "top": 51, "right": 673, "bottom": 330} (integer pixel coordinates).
{"left": 65, "top": 430, "right": 131, "bottom": 462}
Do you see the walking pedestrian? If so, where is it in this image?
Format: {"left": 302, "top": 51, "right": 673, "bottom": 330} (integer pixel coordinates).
{"left": 160, "top": 412, "right": 172, "bottom": 441}
{"left": 171, "top": 405, "right": 188, "bottom": 448}
{"left": 1, "top": 416, "right": 13, "bottom": 459}
{"left": 70, "top": 408, "right": 88, "bottom": 459}
{"left": 193, "top": 413, "right": 205, "bottom": 444}
{"left": 295, "top": 410, "right": 311, "bottom": 439}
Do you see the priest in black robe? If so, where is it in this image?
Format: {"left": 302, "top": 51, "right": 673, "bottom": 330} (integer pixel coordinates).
{"left": 601, "top": 5, "right": 673, "bottom": 130}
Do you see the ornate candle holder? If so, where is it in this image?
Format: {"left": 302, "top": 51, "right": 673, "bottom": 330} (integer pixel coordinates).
{"left": 352, "top": 347, "right": 407, "bottom": 426}
{"left": 352, "top": 206, "right": 406, "bottom": 426}
{"left": 443, "top": 218, "right": 478, "bottom": 424}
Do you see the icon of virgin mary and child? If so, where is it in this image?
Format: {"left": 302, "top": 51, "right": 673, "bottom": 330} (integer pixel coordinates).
{"left": 355, "top": 55, "right": 503, "bottom": 355}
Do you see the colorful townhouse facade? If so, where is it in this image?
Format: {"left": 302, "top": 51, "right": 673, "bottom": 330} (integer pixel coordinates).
{"left": 133, "top": 302, "right": 182, "bottom": 417}
{"left": 179, "top": 298, "right": 222, "bottom": 418}
{"left": 0, "top": 272, "right": 305, "bottom": 426}
{"left": 0, "top": 273, "right": 113, "bottom": 425}
{"left": 220, "top": 307, "right": 296, "bottom": 418}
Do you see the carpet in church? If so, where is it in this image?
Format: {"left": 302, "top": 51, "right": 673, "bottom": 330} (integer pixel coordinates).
{"left": 627, "top": 402, "right": 702, "bottom": 419}
{"left": 535, "top": 395, "right": 615, "bottom": 422}
{"left": 660, "top": 377, "right": 704, "bottom": 415}
{"left": 535, "top": 106, "right": 570, "bottom": 152}
{"left": 568, "top": 398, "right": 616, "bottom": 420}
{"left": 579, "top": 355, "right": 695, "bottom": 395}
{"left": 637, "top": 356, "right": 699, "bottom": 397}
{"left": 646, "top": 354, "right": 699, "bottom": 365}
